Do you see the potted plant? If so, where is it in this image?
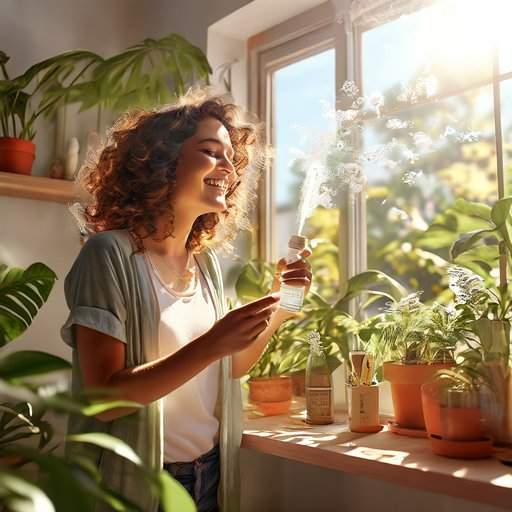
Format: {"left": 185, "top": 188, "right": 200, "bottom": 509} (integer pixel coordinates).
{"left": 369, "top": 292, "right": 459, "bottom": 435}
{"left": 52, "top": 33, "right": 211, "bottom": 132}
{"left": 422, "top": 358, "right": 494, "bottom": 459}
{"left": 234, "top": 246, "right": 405, "bottom": 414}
{"left": 245, "top": 335, "right": 294, "bottom": 417}
{"left": 425, "top": 197, "right": 512, "bottom": 443}
{"left": 0, "top": 49, "right": 101, "bottom": 174}
{"left": 0, "top": 261, "right": 195, "bottom": 511}
{"left": 0, "top": 33, "right": 211, "bottom": 176}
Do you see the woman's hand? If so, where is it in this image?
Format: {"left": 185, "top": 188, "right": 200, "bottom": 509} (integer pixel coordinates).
{"left": 271, "top": 247, "right": 312, "bottom": 294}
{"left": 270, "top": 247, "right": 312, "bottom": 322}
{"left": 203, "top": 294, "right": 280, "bottom": 358}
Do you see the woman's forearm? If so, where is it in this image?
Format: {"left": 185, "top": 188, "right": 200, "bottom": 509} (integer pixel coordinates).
{"left": 97, "top": 334, "right": 219, "bottom": 421}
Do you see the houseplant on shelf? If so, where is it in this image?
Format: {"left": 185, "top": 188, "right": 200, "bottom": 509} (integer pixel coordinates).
{"left": 51, "top": 33, "right": 211, "bottom": 132}
{"left": 0, "top": 33, "right": 211, "bottom": 177}
{"left": 0, "top": 49, "right": 101, "bottom": 174}
{"left": 0, "top": 261, "right": 195, "bottom": 511}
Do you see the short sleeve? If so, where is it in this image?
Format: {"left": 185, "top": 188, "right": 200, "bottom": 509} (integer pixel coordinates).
{"left": 61, "top": 234, "right": 128, "bottom": 348}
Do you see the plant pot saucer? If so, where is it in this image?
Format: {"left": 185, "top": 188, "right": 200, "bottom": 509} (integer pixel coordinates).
{"left": 388, "top": 420, "right": 428, "bottom": 438}
{"left": 429, "top": 434, "right": 493, "bottom": 459}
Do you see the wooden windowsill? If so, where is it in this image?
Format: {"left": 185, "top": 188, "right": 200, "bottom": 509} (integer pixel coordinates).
{"left": 242, "top": 402, "right": 512, "bottom": 509}
{"left": 0, "top": 171, "right": 76, "bottom": 204}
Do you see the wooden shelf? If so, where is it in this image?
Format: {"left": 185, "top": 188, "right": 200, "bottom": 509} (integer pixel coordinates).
{"left": 242, "top": 403, "right": 512, "bottom": 509}
{"left": 0, "top": 171, "right": 75, "bottom": 204}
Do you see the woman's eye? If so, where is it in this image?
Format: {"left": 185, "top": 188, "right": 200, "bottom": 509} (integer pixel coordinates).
{"left": 202, "top": 149, "right": 217, "bottom": 157}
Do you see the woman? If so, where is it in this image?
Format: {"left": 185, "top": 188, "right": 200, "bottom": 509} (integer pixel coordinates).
{"left": 61, "top": 90, "right": 312, "bottom": 512}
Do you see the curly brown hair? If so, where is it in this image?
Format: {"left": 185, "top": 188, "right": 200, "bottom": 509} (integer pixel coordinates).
{"left": 77, "top": 88, "right": 264, "bottom": 254}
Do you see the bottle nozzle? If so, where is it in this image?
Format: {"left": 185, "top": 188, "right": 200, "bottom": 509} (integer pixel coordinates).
{"left": 288, "top": 235, "right": 307, "bottom": 250}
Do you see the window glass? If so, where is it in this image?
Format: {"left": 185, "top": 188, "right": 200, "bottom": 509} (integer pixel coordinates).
{"left": 358, "top": 0, "right": 512, "bottom": 303}
{"left": 499, "top": 79, "right": 512, "bottom": 196}
{"left": 363, "top": 83, "right": 496, "bottom": 301}
{"left": 273, "top": 49, "right": 338, "bottom": 297}
{"left": 362, "top": 0, "right": 495, "bottom": 111}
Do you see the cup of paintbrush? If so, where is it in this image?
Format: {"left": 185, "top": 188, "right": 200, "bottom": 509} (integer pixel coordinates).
{"left": 349, "top": 351, "right": 366, "bottom": 385}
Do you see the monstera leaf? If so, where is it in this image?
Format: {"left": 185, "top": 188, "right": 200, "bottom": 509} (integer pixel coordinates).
{"left": 0, "top": 263, "right": 57, "bottom": 347}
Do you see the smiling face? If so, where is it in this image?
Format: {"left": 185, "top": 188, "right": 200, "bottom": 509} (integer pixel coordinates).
{"left": 173, "top": 117, "right": 236, "bottom": 216}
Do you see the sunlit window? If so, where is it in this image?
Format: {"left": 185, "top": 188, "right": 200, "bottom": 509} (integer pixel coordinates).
{"left": 361, "top": 0, "right": 510, "bottom": 301}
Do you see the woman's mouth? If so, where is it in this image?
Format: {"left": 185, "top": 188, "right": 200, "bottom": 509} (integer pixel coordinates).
{"left": 204, "top": 178, "right": 228, "bottom": 192}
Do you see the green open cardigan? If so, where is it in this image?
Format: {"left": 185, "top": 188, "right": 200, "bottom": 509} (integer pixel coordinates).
{"left": 61, "top": 230, "right": 243, "bottom": 512}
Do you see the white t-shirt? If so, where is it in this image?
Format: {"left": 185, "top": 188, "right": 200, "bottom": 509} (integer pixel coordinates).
{"left": 147, "top": 255, "right": 219, "bottom": 463}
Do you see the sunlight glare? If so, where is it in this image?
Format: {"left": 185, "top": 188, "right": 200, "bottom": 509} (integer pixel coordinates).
{"left": 415, "top": 0, "right": 512, "bottom": 79}
{"left": 452, "top": 468, "right": 468, "bottom": 478}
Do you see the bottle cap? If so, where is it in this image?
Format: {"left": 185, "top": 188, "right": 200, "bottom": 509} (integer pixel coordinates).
{"left": 288, "top": 235, "right": 307, "bottom": 250}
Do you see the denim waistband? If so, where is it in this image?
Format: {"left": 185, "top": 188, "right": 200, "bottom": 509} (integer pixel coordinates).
{"left": 163, "top": 444, "right": 219, "bottom": 472}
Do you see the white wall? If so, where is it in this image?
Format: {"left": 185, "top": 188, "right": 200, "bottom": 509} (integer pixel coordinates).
{"left": 0, "top": 0, "right": 251, "bottom": 361}
{"left": 0, "top": 197, "right": 81, "bottom": 358}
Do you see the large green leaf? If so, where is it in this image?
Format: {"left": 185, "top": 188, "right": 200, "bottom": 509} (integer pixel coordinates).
{"left": 0, "top": 262, "right": 57, "bottom": 346}
{"left": 158, "top": 469, "right": 196, "bottom": 512}
{"left": 14, "top": 50, "right": 101, "bottom": 91}
{"left": 71, "top": 33, "right": 210, "bottom": 113}
{"left": 67, "top": 433, "right": 143, "bottom": 466}
{"left": 453, "top": 198, "right": 492, "bottom": 222}
{"left": 0, "top": 378, "right": 142, "bottom": 420}
{"left": 0, "top": 469, "right": 55, "bottom": 512}
{"left": 450, "top": 228, "right": 496, "bottom": 259}
{"left": 416, "top": 225, "right": 458, "bottom": 250}
{"left": 454, "top": 244, "right": 499, "bottom": 268}
{"left": 333, "top": 270, "right": 406, "bottom": 311}
{"left": 0, "top": 351, "right": 70, "bottom": 382}
{"left": 491, "top": 197, "right": 512, "bottom": 255}
{"left": 235, "top": 261, "right": 274, "bottom": 302}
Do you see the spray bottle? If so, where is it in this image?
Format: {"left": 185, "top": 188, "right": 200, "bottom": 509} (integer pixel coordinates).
{"left": 279, "top": 234, "right": 308, "bottom": 312}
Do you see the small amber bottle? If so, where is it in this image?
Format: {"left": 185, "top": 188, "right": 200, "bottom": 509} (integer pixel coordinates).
{"left": 305, "top": 332, "right": 334, "bottom": 425}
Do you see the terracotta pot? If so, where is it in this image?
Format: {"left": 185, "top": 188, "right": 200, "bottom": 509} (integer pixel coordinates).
{"left": 0, "top": 137, "right": 36, "bottom": 175}
{"left": 422, "top": 381, "right": 443, "bottom": 437}
{"left": 383, "top": 361, "right": 453, "bottom": 430}
{"left": 441, "top": 406, "right": 485, "bottom": 441}
{"left": 248, "top": 376, "right": 292, "bottom": 416}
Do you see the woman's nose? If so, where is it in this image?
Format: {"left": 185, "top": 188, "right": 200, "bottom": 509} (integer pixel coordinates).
{"left": 218, "top": 156, "right": 235, "bottom": 175}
